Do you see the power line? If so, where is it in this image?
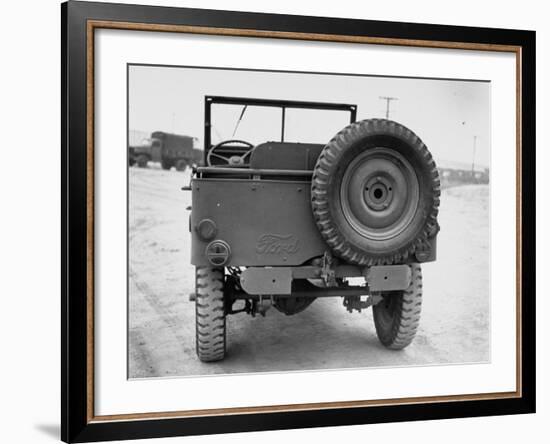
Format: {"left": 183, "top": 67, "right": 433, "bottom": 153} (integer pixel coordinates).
{"left": 379, "top": 96, "right": 398, "bottom": 119}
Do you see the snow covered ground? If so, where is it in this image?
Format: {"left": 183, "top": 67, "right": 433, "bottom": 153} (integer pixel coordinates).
{"left": 128, "top": 166, "right": 490, "bottom": 378}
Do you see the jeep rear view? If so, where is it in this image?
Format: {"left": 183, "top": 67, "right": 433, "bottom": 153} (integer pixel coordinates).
{"left": 185, "top": 96, "right": 440, "bottom": 362}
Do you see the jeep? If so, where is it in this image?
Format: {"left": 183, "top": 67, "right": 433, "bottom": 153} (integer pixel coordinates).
{"left": 186, "top": 96, "right": 440, "bottom": 362}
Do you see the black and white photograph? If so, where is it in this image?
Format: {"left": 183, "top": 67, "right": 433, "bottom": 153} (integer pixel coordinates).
{"left": 127, "top": 64, "right": 491, "bottom": 379}
{"left": 0, "top": 0, "right": 542, "bottom": 442}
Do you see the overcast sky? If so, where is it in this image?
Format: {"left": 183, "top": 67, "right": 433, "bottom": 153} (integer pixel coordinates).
{"left": 129, "top": 65, "right": 491, "bottom": 169}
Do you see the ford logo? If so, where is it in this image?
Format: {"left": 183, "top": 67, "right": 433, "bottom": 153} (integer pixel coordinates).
{"left": 255, "top": 234, "right": 300, "bottom": 255}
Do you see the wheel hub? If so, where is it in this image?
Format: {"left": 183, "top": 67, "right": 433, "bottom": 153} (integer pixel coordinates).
{"left": 340, "top": 147, "right": 420, "bottom": 241}
{"left": 364, "top": 175, "right": 394, "bottom": 211}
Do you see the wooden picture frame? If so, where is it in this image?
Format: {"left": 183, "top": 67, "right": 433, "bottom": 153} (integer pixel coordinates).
{"left": 62, "top": 1, "right": 535, "bottom": 442}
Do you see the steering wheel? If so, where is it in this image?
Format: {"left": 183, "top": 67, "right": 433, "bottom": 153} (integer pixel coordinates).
{"left": 207, "top": 140, "right": 254, "bottom": 167}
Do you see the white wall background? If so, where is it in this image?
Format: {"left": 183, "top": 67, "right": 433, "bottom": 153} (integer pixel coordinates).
{"left": 0, "top": 1, "right": 546, "bottom": 443}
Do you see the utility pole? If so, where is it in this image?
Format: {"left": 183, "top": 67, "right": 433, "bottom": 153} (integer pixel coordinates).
{"left": 471, "top": 135, "right": 477, "bottom": 174}
{"left": 379, "top": 96, "right": 398, "bottom": 119}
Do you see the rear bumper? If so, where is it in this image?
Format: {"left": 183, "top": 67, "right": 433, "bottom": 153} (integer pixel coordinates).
{"left": 240, "top": 264, "right": 412, "bottom": 296}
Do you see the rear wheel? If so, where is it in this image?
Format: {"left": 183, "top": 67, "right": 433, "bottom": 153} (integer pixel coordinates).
{"left": 195, "top": 267, "right": 226, "bottom": 362}
{"left": 373, "top": 263, "right": 422, "bottom": 350}
{"left": 161, "top": 159, "right": 173, "bottom": 170}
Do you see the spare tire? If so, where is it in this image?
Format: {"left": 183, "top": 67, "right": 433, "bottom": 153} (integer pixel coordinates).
{"left": 311, "top": 119, "right": 440, "bottom": 265}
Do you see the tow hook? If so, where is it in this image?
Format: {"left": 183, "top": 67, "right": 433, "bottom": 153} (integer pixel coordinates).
{"left": 251, "top": 296, "right": 271, "bottom": 317}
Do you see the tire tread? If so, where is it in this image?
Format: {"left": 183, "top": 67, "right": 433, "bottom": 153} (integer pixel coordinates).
{"left": 195, "top": 266, "right": 226, "bottom": 362}
{"left": 373, "top": 264, "right": 423, "bottom": 350}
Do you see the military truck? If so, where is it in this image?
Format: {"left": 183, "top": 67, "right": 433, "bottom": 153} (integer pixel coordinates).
{"left": 129, "top": 131, "right": 202, "bottom": 170}
{"left": 186, "top": 96, "right": 440, "bottom": 362}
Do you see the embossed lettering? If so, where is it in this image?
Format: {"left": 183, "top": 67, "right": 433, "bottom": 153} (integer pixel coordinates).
{"left": 256, "top": 234, "right": 300, "bottom": 255}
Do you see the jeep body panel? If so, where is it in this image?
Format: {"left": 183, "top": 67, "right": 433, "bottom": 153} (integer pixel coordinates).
{"left": 190, "top": 177, "right": 326, "bottom": 267}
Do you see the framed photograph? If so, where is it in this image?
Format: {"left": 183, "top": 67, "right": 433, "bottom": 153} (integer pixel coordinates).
{"left": 61, "top": 1, "right": 535, "bottom": 442}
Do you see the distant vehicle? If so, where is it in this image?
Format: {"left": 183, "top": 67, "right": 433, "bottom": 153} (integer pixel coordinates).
{"left": 438, "top": 167, "right": 489, "bottom": 187}
{"left": 129, "top": 131, "right": 202, "bottom": 170}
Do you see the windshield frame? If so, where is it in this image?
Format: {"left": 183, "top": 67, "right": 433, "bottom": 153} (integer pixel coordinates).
{"left": 204, "top": 95, "right": 357, "bottom": 162}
